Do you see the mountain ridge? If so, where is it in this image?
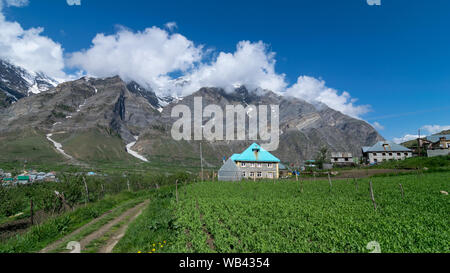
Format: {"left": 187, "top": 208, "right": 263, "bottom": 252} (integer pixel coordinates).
{"left": 0, "top": 74, "right": 383, "bottom": 166}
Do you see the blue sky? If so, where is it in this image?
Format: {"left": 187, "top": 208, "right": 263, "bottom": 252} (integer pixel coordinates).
{"left": 1, "top": 0, "right": 449, "bottom": 142}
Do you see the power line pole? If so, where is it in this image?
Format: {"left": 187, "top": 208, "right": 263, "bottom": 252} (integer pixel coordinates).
{"left": 200, "top": 142, "right": 204, "bottom": 182}
{"left": 418, "top": 129, "right": 421, "bottom": 157}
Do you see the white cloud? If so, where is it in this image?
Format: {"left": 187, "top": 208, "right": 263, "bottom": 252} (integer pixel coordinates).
{"left": 66, "top": 0, "right": 81, "bottom": 6}
{"left": 0, "top": 1, "right": 67, "bottom": 79}
{"left": 68, "top": 30, "right": 369, "bottom": 118}
{"left": 392, "top": 124, "right": 450, "bottom": 144}
{"left": 5, "top": 0, "right": 29, "bottom": 7}
{"left": 67, "top": 26, "right": 203, "bottom": 91}
{"left": 0, "top": 3, "right": 367, "bottom": 118}
{"left": 422, "top": 125, "right": 450, "bottom": 135}
{"left": 284, "top": 76, "right": 370, "bottom": 118}
{"left": 372, "top": 121, "right": 384, "bottom": 131}
{"left": 393, "top": 134, "right": 420, "bottom": 144}
{"left": 165, "top": 22, "right": 177, "bottom": 31}
{"left": 182, "top": 41, "right": 287, "bottom": 95}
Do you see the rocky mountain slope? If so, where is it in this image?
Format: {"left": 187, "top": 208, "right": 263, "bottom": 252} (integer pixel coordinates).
{"left": 0, "top": 75, "right": 383, "bottom": 167}
{"left": 0, "top": 59, "right": 59, "bottom": 108}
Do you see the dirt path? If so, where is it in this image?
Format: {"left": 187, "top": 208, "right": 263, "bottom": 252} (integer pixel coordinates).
{"left": 98, "top": 201, "right": 148, "bottom": 253}
{"left": 39, "top": 208, "right": 116, "bottom": 253}
{"left": 77, "top": 200, "right": 149, "bottom": 253}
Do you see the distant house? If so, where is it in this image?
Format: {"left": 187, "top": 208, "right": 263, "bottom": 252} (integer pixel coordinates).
{"left": 362, "top": 141, "right": 412, "bottom": 164}
{"left": 2, "top": 177, "right": 14, "bottom": 183}
{"left": 17, "top": 176, "right": 30, "bottom": 184}
{"left": 218, "top": 143, "right": 281, "bottom": 181}
{"left": 331, "top": 152, "right": 355, "bottom": 166}
{"left": 426, "top": 135, "right": 450, "bottom": 150}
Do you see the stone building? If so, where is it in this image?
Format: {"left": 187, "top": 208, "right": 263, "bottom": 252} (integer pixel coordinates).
{"left": 330, "top": 152, "right": 355, "bottom": 166}
{"left": 362, "top": 141, "right": 412, "bottom": 164}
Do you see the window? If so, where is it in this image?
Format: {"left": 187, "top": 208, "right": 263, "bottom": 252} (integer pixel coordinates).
{"left": 389, "top": 153, "right": 393, "bottom": 156}
{"left": 404, "top": 153, "right": 408, "bottom": 156}
{"left": 257, "top": 163, "right": 262, "bottom": 168}
{"left": 257, "top": 172, "right": 262, "bottom": 177}
{"left": 250, "top": 172, "right": 254, "bottom": 177}
{"left": 249, "top": 163, "right": 255, "bottom": 167}
{"left": 267, "top": 163, "right": 273, "bottom": 168}
{"left": 242, "top": 172, "right": 246, "bottom": 177}
{"left": 397, "top": 153, "right": 401, "bottom": 156}
{"left": 268, "top": 173, "right": 273, "bottom": 178}
{"left": 345, "top": 158, "right": 349, "bottom": 162}
{"left": 382, "top": 153, "right": 386, "bottom": 156}
{"left": 334, "top": 158, "right": 338, "bottom": 162}
{"left": 241, "top": 162, "right": 246, "bottom": 167}
{"left": 373, "top": 153, "right": 377, "bottom": 156}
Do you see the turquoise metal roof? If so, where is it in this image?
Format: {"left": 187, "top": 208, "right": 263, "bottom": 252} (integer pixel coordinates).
{"left": 233, "top": 143, "right": 280, "bottom": 163}
{"left": 362, "top": 141, "right": 411, "bottom": 153}
{"left": 229, "top": 154, "right": 241, "bottom": 161}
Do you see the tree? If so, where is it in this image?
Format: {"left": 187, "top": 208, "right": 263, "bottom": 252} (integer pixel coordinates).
{"left": 315, "top": 146, "right": 329, "bottom": 170}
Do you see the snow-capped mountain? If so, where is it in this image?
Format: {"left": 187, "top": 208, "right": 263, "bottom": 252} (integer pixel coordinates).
{"left": 0, "top": 59, "right": 59, "bottom": 108}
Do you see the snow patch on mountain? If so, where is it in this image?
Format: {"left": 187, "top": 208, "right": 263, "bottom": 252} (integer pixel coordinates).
{"left": 126, "top": 136, "right": 148, "bottom": 162}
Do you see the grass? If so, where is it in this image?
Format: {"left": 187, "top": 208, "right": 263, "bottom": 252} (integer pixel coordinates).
{"left": 117, "top": 172, "right": 450, "bottom": 253}
{"left": 48, "top": 197, "right": 147, "bottom": 253}
{"left": 0, "top": 129, "right": 64, "bottom": 164}
{"left": 370, "top": 155, "right": 450, "bottom": 170}
{"left": 113, "top": 186, "right": 177, "bottom": 253}
{"left": 0, "top": 190, "right": 149, "bottom": 253}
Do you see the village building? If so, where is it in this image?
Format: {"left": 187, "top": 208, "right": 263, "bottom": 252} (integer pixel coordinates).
{"left": 17, "top": 175, "right": 30, "bottom": 185}
{"left": 426, "top": 134, "right": 450, "bottom": 150}
{"left": 362, "top": 141, "right": 412, "bottom": 164}
{"left": 218, "top": 143, "right": 281, "bottom": 181}
{"left": 331, "top": 152, "right": 355, "bottom": 166}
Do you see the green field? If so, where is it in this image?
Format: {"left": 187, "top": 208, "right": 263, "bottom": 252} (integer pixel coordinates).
{"left": 117, "top": 172, "right": 450, "bottom": 253}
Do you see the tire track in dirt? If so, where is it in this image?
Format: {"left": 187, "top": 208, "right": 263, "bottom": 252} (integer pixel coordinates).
{"left": 75, "top": 200, "right": 149, "bottom": 253}
{"left": 39, "top": 208, "right": 116, "bottom": 253}
{"left": 98, "top": 200, "right": 149, "bottom": 253}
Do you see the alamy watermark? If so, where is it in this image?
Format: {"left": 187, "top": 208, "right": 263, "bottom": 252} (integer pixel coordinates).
{"left": 171, "top": 97, "right": 280, "bottom": 151}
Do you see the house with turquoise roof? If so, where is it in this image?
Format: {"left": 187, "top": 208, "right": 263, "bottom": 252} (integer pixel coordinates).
{"left": 218, "top": 143, "right": 281, "bottom": 181}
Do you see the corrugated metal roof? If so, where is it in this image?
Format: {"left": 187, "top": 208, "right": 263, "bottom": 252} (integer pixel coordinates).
{"left": 426, "top": 135, "right": 450, "bottom": 143}
{"left": 233, "top": 143, "right": 280, "bottom": 162}
{"left": 229, "top": 154, "right": 241, "bottom": 161}
{"left": 362, "top": 141, "right": 411, "bottom": 152}
{"left": 218, "top": 158, "right": 242, "bottom": 181}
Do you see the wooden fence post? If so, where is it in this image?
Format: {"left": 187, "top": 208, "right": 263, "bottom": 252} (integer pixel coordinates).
{"left": 328, "top": 172, "right": 332, "bottom": 191}
{"left": 399, "top": 184, "right": 404, "bottom": 198}
{"left": 30, "top": 198, "right": 34, "bottom": 225}
{"left": 175, "top": 179, "right": 179, "bottom": 203}
{"left": 369, "top": 180, "right": 377, "bottom": 211}
{"left": 83, "top": 176, "right": 89, "bottom": 206}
